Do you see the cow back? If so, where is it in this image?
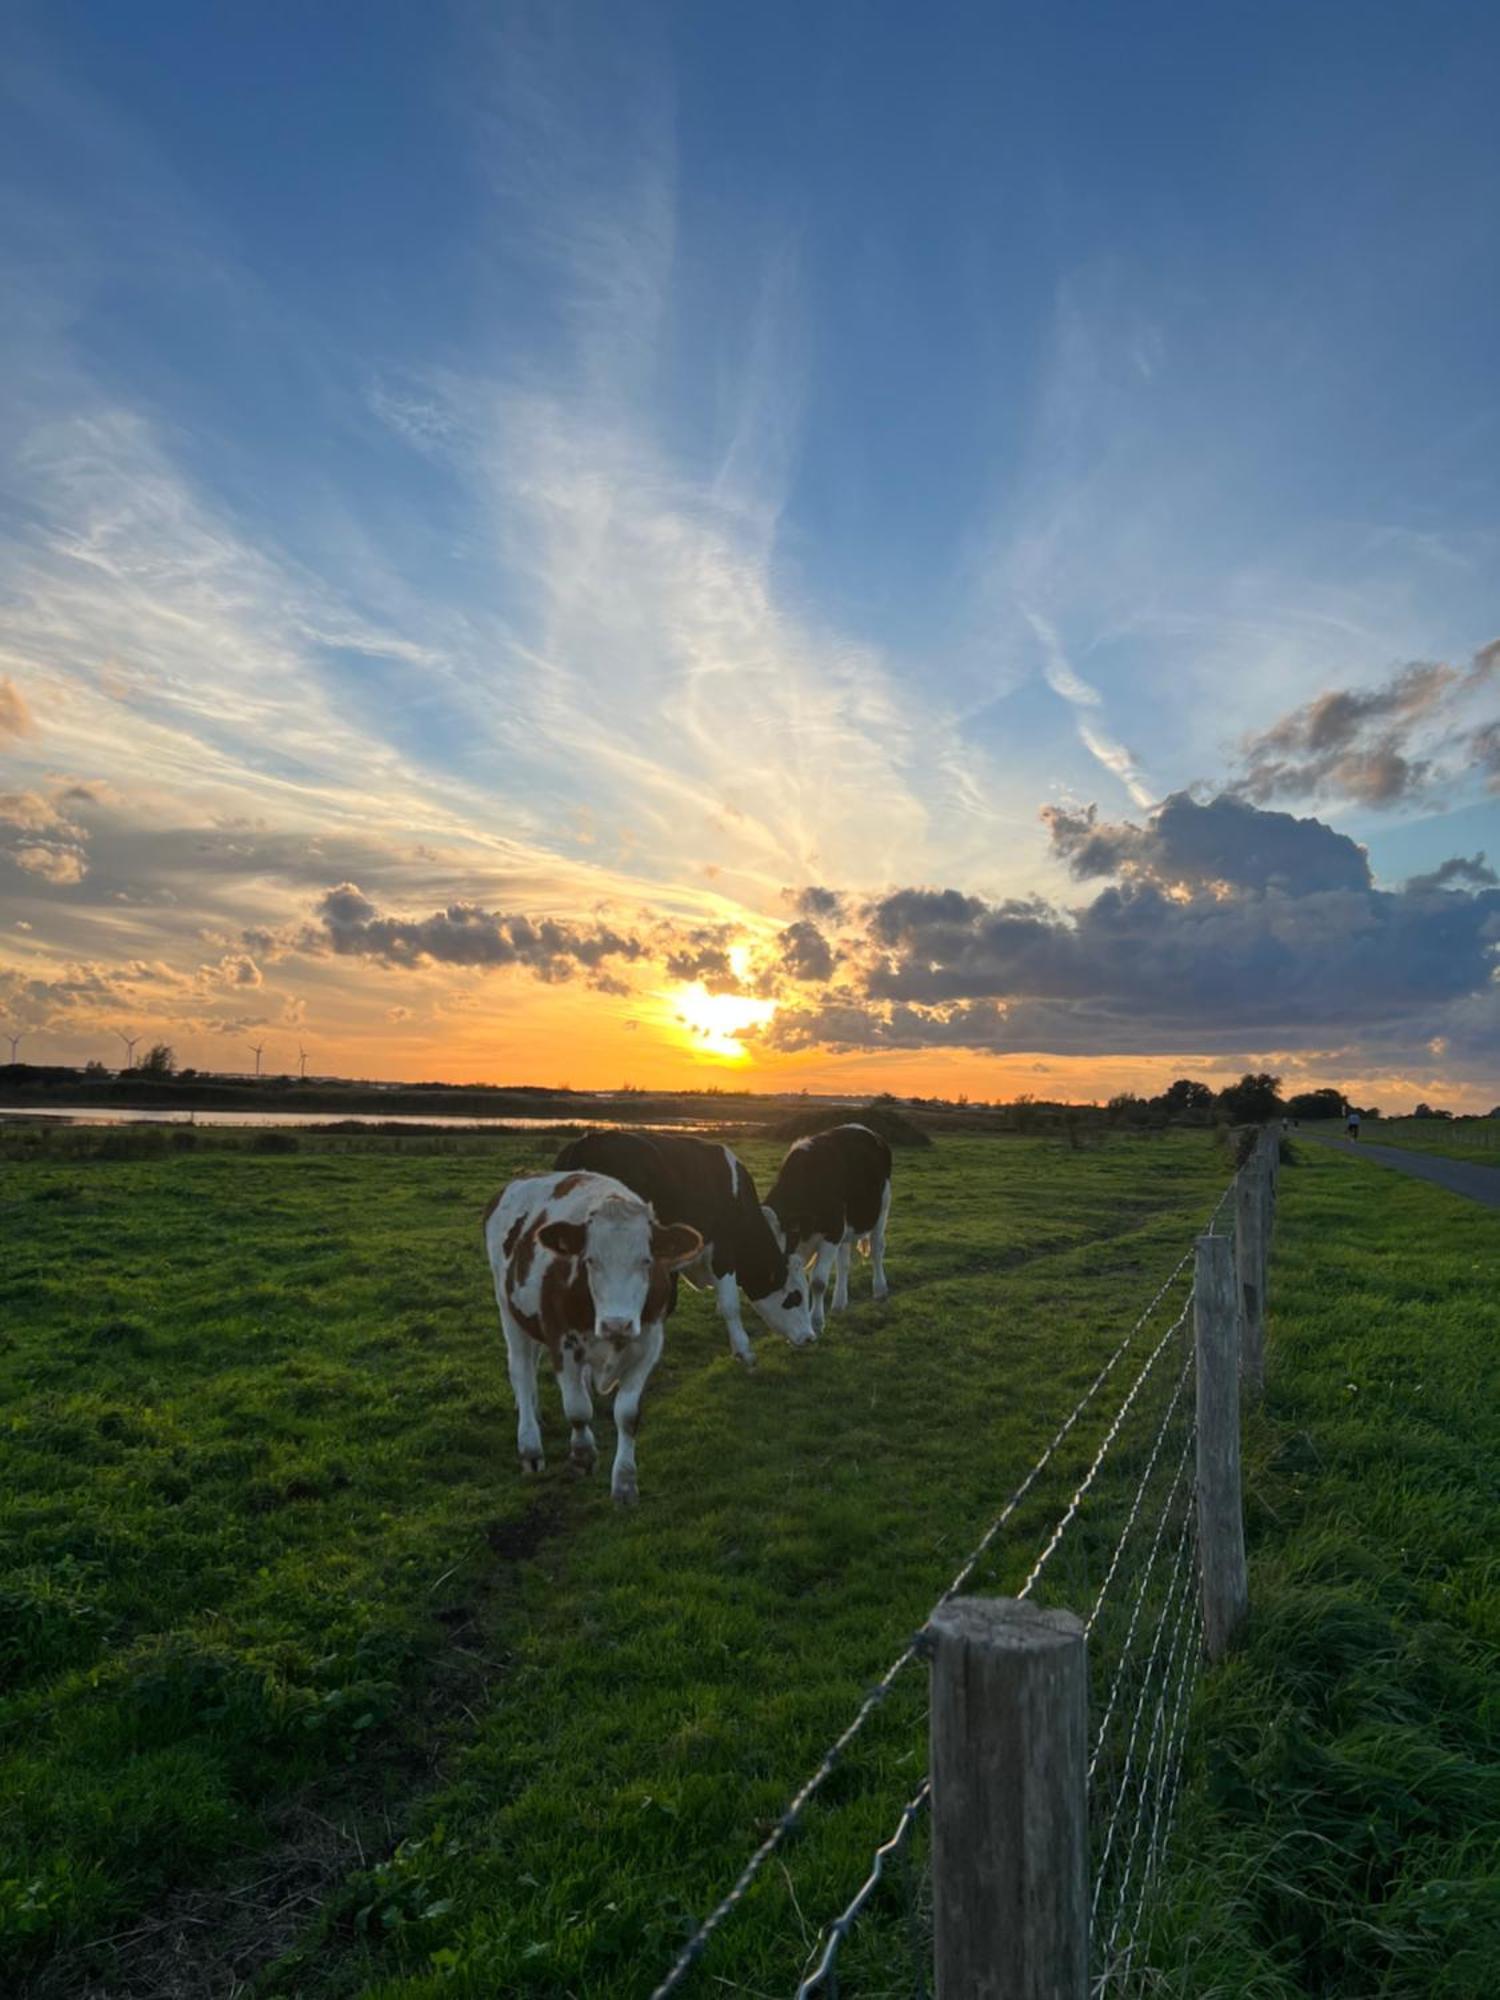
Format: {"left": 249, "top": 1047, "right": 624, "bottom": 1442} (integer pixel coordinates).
{"left": 555, "top": 1130, "right": 786, "bottom": 1299}
{"left": 768, "top": 1123, "right": 892, "bottom": 1243}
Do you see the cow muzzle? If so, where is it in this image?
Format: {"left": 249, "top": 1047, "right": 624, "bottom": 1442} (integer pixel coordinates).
{"left": 597, "top": 1317, "right": 639, "bottom": 1342}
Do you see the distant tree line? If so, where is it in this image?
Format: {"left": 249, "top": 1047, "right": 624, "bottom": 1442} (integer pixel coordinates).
{"left": 1105, "top": 1074, "right": 1383, "bottom": 1128}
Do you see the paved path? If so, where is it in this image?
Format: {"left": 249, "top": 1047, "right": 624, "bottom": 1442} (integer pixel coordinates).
{"left": 1296, "top": 1131, "right": 1500, "bottom": 1210}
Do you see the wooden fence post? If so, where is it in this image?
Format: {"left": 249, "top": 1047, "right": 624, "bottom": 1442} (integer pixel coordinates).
{"left": 1194, "top": 1234, "right": 1249, "bottom": 1662}
{"left": 929, "top": 1597, "right": 1088, "bottom": 1999}
{"left": 1235, "top": 1136, "right": 1267, "bottom": 1395}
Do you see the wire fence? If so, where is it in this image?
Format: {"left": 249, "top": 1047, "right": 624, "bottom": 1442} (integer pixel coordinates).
{"left": 646, "top": 1145, "right": 1270, "bottom": 2000}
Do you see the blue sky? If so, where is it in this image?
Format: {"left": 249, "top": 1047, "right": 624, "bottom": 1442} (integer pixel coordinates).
{"left": 2, "top": 1, "right": 1498, "bottom": 1102}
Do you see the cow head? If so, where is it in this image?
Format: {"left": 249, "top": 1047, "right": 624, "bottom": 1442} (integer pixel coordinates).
{"left": 753, "top": 1207, "right": 817, "bottom": 1345}
{"left": 539, "top": 1196, "right": 702, "bottom": 1342}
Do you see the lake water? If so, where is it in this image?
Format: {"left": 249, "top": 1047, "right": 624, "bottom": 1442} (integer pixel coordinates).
{"left": 0, "top": 1106, "right": 730, "bottom": 1133}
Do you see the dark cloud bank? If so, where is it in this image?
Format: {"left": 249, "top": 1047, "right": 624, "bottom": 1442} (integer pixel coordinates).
{"left": 312, "top": 883, "right": 642, "bottom": 987}
{"left": 299, "top": 785, "right": 1500, "bottom": 1074}
{"left": 770, "top": 793, "right": 1500, "bottom": 1063}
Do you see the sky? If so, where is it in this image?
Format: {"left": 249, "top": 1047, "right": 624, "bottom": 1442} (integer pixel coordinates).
{"left": 1, "top": 0, "right": 1498, "bottom": 1109}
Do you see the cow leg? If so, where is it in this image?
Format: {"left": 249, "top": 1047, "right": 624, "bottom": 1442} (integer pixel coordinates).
{"left": 714, "top": 1268, "right": 756, "bottom": 1368}
{"left": 609, "top": 1321, "right": 665, "bottom": 1507}
{"left": 870, "top": 1180, "right": 892, "bottom": 1300}
{"left": 558, "top": 1345, "right": 597, "bottom": 1474}
{"left": 498, "top": 1300, "right": 545, "bottom": 1472}
{"left": 832, "top": 1230, "right": 854, "bottom": 1312}
{"left": 807, "top": 1239, "right": 838, "bottom": 1333}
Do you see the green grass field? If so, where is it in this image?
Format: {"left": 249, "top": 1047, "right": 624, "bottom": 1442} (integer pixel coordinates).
{"left": 1339, "top": 1118, "right": 1500, "bottom": 1166}
{"left": 1152, "top": 1143, "right": 1500, "bottom": 1996}
{"left": 3, "top": 1128, "right": 1495, "bottom": 1997}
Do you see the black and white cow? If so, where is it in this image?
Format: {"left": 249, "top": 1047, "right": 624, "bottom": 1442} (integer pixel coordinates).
{"left": 554, "top": 1130, "right": 815, "bottom": 1365}
{"left": 765, "top": 1123, "right": 893, "bottom": 1333}
{"left": 484, "top": 1169, "right": 702, "bottom": 1504}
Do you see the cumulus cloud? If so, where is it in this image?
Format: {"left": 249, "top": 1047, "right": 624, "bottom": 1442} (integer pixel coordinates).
{"left": 0, "top": 786, "right": 91, "bottom": 886}
{"left": 777, "top": 919, "right": 836, "bottom": 983}
{"left": 758, "top": 794, "right": 1500, "bottom": 1064}
{"left": 11, "top": 844, "right": 88, "bottom": 885}
{"left": 310, "top": 882, "right": 644, "bottom": 981}
{"left": 658, "top": 925, "right": 743, "bottom": 994}
{"left": 1405, "top": 853, "right": 1497, "bottom": 894}
{"left": 212, "top": 953, "right": 263, "bottom": 988}
{"left": 787, "top": 885, "right": 846, "bottom": 921}
{"left": 1232, "top": 644, "right": 1499, "bottom": 808}
{"left": 1044, "top": 792, "right": 1371, "bottom": 894}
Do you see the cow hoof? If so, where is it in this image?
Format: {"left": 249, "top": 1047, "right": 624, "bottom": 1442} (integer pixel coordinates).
{"left": 612, "top": 1478, "right": 639, "bottom": 1509}
{"left": 569, "top": 1447, "right": 597, "bottom": 1477}
{"left": 735, "top": 1349, "right": 758, "bottom": 1371}
{"left": 520, "top": 1452, "right": 545, "bottom": 1475}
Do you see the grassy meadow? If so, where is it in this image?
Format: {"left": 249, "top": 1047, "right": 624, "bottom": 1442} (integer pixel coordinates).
{"left": 3, "top": 1125, "right": 1225, "bottom": 1997}
{"left": 1150, "top": 1143, "right": 1500, "bottom": 1996}
{"left": 1340, "top": 1118, "right": 1500, "bottom": 1167}
{"left": 2, "top": 1124, "right": 1495, "bottom": 1997}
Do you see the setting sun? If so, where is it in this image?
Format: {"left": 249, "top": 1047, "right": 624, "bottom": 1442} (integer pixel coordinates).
{"left": 667, "top": 982, "right": 778, "bottom": 1061}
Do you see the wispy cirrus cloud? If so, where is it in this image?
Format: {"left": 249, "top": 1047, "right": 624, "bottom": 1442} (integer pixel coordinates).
{"left": 1023, "top": 609, "right": 1154, "bottom": 808}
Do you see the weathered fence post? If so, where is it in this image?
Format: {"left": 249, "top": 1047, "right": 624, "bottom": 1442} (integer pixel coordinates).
{"left": 1194, "top": 1234, "right": 1249, "bottom": 1661}
{"left": 929, "top": 1597, "right": 1088, "bottom": 1999}
{"left": 1235, "top": 1135, "right": 1267, "bottom": 1395}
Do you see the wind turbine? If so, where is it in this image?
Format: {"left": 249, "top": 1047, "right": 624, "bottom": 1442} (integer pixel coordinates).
{"left": 248, "top": 1041, "right": 265, "bottom": 1079}
{"left": 116, "top": 1029, "right": 139, "bottom": 1071}
{"left": 4, "top": 1029, "right": 22, "bottom": 1064}
{"left": 297, "top": 1044, "right": 309, "bottom": 1081}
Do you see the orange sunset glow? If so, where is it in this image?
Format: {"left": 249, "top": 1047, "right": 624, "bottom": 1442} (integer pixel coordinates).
{"left": 2, "top": 7, "right": 1497, "bottom": 1115}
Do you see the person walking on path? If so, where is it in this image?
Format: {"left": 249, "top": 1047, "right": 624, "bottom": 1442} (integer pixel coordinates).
{"left": 1346, "top": 1108, "right": 1361, "bottom": 1139}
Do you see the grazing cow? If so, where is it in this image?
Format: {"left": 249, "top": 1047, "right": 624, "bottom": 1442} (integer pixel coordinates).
{"left": 554, "top": 1130, "right": 815, "bottom": 1366}
{"left": 765, "top": 1123, "right": 893, "bottom": 1332}
{"left": 484, "top": 1170, "right": 702, "bottom": 1505}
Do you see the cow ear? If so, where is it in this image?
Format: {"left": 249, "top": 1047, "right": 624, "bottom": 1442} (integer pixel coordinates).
{"left": 537, "top": 1219, "right": 587, "bottom": 1259}
{"left": 651, "top": 1222, "right": 703, "bottom": 1271}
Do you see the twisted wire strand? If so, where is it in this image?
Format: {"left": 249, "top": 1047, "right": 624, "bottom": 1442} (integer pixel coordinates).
{"left": 793, "top": 1167, "right": 1238, "bottom": 1992}
{"left": 1016, "top": 1296, "right": 1193, "bottom": 1605}
{"left": 1085, "top": 1346, "right": 1195, "bottom": 1637}
{"left": 1089, "top": 1501, "right": 1197, "bottom": 1927}
{"left": 780, "top": 1282, "right": 1206, "bottom": 1995}
{"left": 648, "top": 1241, "right": 1199, "bottom": 1998}
{"left": 651, "top": 1166, "right": 1234, "bottom": 2000}
{"left": 938, "top": 1242, "right": 1195, "bottom": 1608}
{"left": 1142, "top": 1581, "right": 1203, "bottom": 1892}
{"left": 793, "top": 1780, "right": 931, "bottom": 1998}
{"left": 1116, "top": 1544, "right": 1204, "bottom": 1932}
{"left": 1087, "top": 1421, "right": 1195, "bottom": 1781}
{"left": 1116, "top": 1574, "right": 1203, "bottom": 1986}
{"left": 1099, "top": 1531, "right": 1203, "bottom": 1985}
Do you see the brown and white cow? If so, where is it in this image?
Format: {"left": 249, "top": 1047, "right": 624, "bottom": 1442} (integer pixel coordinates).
{"left": 764, "top": 1123, "right": 893, "bottom": 1333}
{"left": 554, "top": 1130, "right": 815, "bottom": 1365}
{"left": 484, "top": 1170, "right": 702, "bottom": 1505}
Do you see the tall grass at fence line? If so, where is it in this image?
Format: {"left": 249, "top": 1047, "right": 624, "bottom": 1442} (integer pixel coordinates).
{"left": 1137, "top": 1143, "right": 1500, "bottom": 1997}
